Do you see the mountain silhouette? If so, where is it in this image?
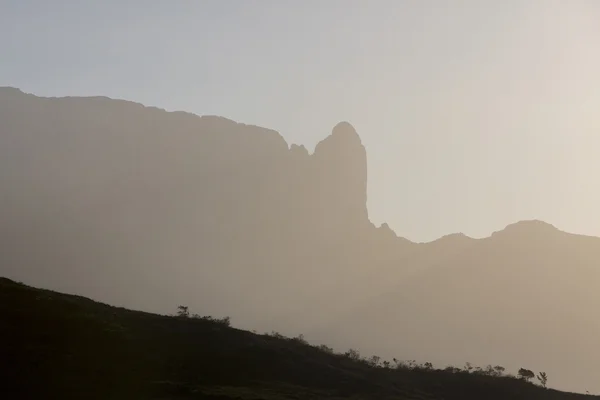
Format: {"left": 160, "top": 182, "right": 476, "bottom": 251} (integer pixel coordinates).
{"left": 0, "top": 87, "right": 598, "bottom": 393}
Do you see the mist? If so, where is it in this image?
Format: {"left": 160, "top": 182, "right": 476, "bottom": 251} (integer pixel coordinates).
{"left": 1, "top": 0, "right": 600, "bottom": 395}
{"left": 1, "top": 88, "right": 600, "bottom": 393}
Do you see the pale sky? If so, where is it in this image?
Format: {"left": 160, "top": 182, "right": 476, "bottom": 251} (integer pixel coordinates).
{"left": 1, "top": 0, "right": 599, "bottom": 242}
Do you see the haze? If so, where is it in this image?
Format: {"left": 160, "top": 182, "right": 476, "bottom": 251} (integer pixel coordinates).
{"left": 2, "top": 0, "right": 599, "bottom": 242}
{"left": 1, "top": 0, "right": 600, "bottom": 395}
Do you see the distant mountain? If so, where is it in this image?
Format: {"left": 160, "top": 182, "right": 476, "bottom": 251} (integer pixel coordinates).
{"left": 1, "top": 87, "right": 598, "bottom": 393}
{"left": 321, "top": 220, "right": 600, "bottom": 392}
{"left": 1, "top": 277, "right": 595, "bottom": 400}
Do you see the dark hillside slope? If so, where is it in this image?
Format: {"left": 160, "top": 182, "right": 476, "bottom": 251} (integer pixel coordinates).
{"left": 0, "top": 278, "right": 595, "bottom": 400}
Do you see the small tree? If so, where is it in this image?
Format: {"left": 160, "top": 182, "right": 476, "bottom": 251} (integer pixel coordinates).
{"left": 422, "top": 362, "right": 434, "bottom": 371}
{"left": 406, "top": 360, "right": 418, "bottom": 369}
{"left": 207, "top": 316, "right": 231, "bottom": 327}
{"left": 493, "top": 365, "right": 506, "bottom": 376}
{"left": 367, "top": 355, "right": 381, "bottom": 367}
{"left": 444, "top": 366, "right": 461, "bottom": 374}
{"left": 537, "top": 371, "right": 548, "bottom": 388}
{"left": 344, "top": 348, "right": 361, "bottom": 361}
{"left": 481, "top": 365, "right": 496, "bottom": 376}
{"left": 518, "top": 368, "right": 535, "bottom": 382}
{"left": 269, "top": 331, "right": 285, "bottom": 339}
{"left": 177, "top": 305, "right": 189, "bottom": 318}
{"left": 293, "top": 334, "right": 308, "bottom": 345}
{"left": 317, "top": 344, "right": 334, "bottom": 354}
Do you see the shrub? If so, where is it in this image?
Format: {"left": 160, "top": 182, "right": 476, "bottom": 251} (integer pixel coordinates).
{"left": 344, "top": 348, "right": 361, "bottom": 361}
{"left": 316, "top": 344, "right": 334, "bottom": 354}
{"left": 518, "top": 368, "right": 535, "bottom": 382}
{"left": 177, "top": 305, "right": 189, "bottom": 318}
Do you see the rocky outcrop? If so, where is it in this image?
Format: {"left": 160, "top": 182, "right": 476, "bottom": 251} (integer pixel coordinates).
{"left": 312, "top": 121, "right": 369, "bottom": 231}
{"left": 0, "top": 87, "right": 378, "bottom": 317}
{"left": 2, "top": 87, "right": 600, "bottom": 393}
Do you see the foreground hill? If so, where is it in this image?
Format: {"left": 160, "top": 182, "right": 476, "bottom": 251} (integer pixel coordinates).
{"left": 1, "top": 87, "right": 599, "bottom": 392}
{"left": 0, "top": 278, "right": 595, "bottom": 400}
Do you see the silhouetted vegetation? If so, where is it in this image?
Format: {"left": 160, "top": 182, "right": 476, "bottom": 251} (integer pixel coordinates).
{"left": 0, "top": 278, "right": 593, "bottom": 399}
{"left": 316, "top": 344, "right": 334, "bottom": 354}
{"left": 519, "top": 368, "right": 536, "bottom": 382}
{"left": 177, "top": 305, "right": 190, "bottom": 317}
{"left": 292, "top": 333, "right": 308, "bottom": 345}
{"left": 177, "top": 305, "right": 232, "bottom": 327}
{"left": 538, "top": 372, "right": 549, "bottom": 388}
{"left": 344, "top": 348, "right": 361, "bottom": 361}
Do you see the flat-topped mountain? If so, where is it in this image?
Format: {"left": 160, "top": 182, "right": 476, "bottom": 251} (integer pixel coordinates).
{"left": 1, "top": 87, "right": 598, "bottom": 393}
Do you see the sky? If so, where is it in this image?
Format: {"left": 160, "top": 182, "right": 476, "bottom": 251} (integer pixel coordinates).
{"left": 1, "top": 0, "right": 599, "bottom": 242}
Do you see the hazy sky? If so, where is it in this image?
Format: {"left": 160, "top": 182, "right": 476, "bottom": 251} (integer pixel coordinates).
{"left": 1, "top": 0, "right": 599, "bottom": 242}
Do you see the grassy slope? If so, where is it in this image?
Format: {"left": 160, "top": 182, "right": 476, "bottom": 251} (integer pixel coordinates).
{"left": 0, "top": 277, "right": 595, "bottom": 400}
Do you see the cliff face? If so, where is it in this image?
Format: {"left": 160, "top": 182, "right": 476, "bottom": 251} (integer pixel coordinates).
{"left": 0, "top": 87, "right": 378, "bottom": 321}
{"left": 2, "top": 88, "right": 600, "bottom": 393}
{"left": 313, "top": 121, "right": 369, "bottom": 228}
